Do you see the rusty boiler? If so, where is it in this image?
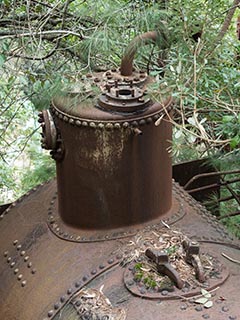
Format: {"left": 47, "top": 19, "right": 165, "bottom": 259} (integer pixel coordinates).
{"left": 0, "top": 32, "right": 240, "bottom": 320}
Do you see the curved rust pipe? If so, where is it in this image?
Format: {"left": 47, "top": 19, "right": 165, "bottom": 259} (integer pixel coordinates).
{"left": 120, "top": 31, "right": 158, "bottom": 76}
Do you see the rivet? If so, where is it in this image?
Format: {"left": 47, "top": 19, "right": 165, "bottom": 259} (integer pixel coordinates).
{"left": 75, "top": 300, "right": 81, "bottom": 307}
{"left": 4, "top": 251, "right": 8, "bottom": 257}
{"left": 195, "top": 305, "right": 203, "bottom": 312}
{"left": 13, "top": 240, "right": 18, "bottom": 245}
{"left": 76, "top": 120, "right": 81, "bottom": 126}
{"left": 222, "top": 306, "right": 229, "bottom": 312}
{"left": 17, "top": 274, "right": 23, "bottom": 280}
{"left": 7, "top": 257, "right": 11, "bottom": 263}
{"left": 106, "top": 123, "right": 113, "bottom": 130}
{"left": 21, "top": 280, "right": 27, "bottom": 287}
{"left": 82, "top": 275, "right": 88, "bottom": 282}
{"left": 24, "top": 256, "right": 29, "bottom": 262}
{"left": 116, "top": 254, "right": 122, "bottom": 260}
{"left": 153, "top": 114, "right": 159, "bottom": 121}
{"left": 82, "top": 121, "right": 88, "bottom": 127}
{"left": 48, "top": 310, "right": 54, "bottom": 317}
{"left": 60, "top": 296, "right": 66, "bottom": 303}
{"left": 98, "top": 123, "right": 104, "bottom": 129}
{"left": 132, "top": 121, "right": 138, "bottom": 127}
{"left": 14, "top": 268, "right": 19, "bottom": 274}
{"left": 54, "top": 303, "right": 60, "bottom": 310}
{"left": 123, "top": 122, "right": 129, "bottom": 128}
{"left": 139, "top": 119, "right": 146, "bottom": 126}
{"left": 67, "top": 288, "right": 72, "bottom": 295}
{"left": 17, "top": 245, "right": 22, "bottom": 250}
{"left": 63, "top": 116, "right": 68, "bottom": 122}
{"left": 114, "top": 123, "right": 120, "bottom": 129}
{"left": 10, "top": 262, "right": 15, "bottom": 268}
{"left": 69, "top": 118, "right": 74, "bottom": 125}
{"left": 99, "top": 264, "right": 105, "bottom": 269}
{"left": 20, "top": 251, "right": 26, "bottom": 256}
{"left": 59, "top": 114, "right": 63, "bottom": 119}
{"left": 75, "top": 281, "right": 82, "bottom": 288}
{"left": 91, "top": 269, "right": 97, "bottom": 275}
{"left": 27, "top": 262, "right": 32, "bottom": 268}
{"left": 108, "top": 258, "right": 114, "bottom": 264}
{"left": 90, "top": 122, "right": 96, "bottom": 128}
{"left": 31, "top": 268, "right": 37, "bottom": 274}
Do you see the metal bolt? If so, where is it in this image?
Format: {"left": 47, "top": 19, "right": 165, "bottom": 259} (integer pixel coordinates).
{"left": 7, "top": 257, "right": 11, "bottom": 263}
{"left": 17, "top": 274, "right": 23, "bottom": 280}
{"left": 20, "top": 251, "right": 25, "bottom": 256}
{"left": 17, "top": 245, "right": 22, "bottom": 250}
{"left": 10, "top": 262, "right": 15, "bottom": 268}
{"left": 14, "top": 268, "right": 19, "bottom": 274}
{"left": 24, "top": 256, "right": 29, "bottom": 262}
{"left": 13, "top": 240, "right": 18, "bottom": 245}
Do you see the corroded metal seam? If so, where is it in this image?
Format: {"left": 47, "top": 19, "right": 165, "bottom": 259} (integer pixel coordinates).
{"left": 174, "top": 181, "right": 240, "bottom": 249}
{"left": 50, "top": 101, "right": 172, "bottom": 129}
{"left": 43, "top": 253, "right": 123, "bottom": 320}
{"left": 46, "top": 187, "right": 186, "bottom": 243}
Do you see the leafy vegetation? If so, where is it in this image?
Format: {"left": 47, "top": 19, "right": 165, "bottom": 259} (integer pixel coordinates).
{"left": 0, "top": 0, "right": 239, "bottom": 234}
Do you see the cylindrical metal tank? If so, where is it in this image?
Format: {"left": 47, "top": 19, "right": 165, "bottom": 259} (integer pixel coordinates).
{"left": 51, "top": 83, "right": 172, "bottom": 230}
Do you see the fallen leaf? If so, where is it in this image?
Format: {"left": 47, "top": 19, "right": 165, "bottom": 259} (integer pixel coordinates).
{"left": 195, "top": 297, "right": 208, "bottom": 304}
{"left": 204, "top": 301, "right": 213, "bottom": 308}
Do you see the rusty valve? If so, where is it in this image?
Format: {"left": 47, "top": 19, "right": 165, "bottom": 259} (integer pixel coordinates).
{"left": 145, "top": 249, "right": 184, "bottom": 289}
{"left": 182, "top": 240, "right": 205, "bottom": 283}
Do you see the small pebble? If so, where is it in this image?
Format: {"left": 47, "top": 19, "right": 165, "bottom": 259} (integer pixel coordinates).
{"left": 202, "top": 314, "right": 210, "bottom": 319}
{"left": 229, "top": 316, "right": 237, "bottom": 320}
{"left": 161, "top": 290, "right": 168, "bottom": 296}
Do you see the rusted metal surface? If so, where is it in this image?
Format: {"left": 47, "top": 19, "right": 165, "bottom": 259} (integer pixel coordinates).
{"left": 120, "top": 31, "right": 158, "bottom": 76}
{"left": 50, "top": 79, "right": 172, "bottom": 230}
{"left": 145, "top": 249, "right": 184, "bottom": 289}
{"left": 0, "top": 179, "right": 240, "bottom": 320}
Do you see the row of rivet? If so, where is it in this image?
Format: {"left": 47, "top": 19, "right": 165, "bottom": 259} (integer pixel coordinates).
{"left": 50, "top": 105, "right": 167, "bottom": 130}
{"left": 47, "top": 190, "right": 185, "bottom": 243}
{"left": 44, "top": 254, "right": 123, "bottom": 319}
{"left": 175, "top": 181, "right": 239, "bottom": 246}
